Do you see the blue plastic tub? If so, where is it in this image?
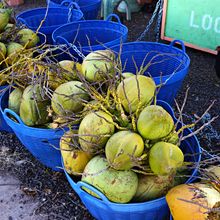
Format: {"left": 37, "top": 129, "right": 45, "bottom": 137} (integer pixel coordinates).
{"left": 1, "top": 89, "right": 66, "bottom": 171}
{"left": 52, "top": 14, "right": 128, "bottom": 61}
{"left": 64, "top": 100, "right": 201, "bottom": 220}
{"left": 0, "top": 86, "right": 13, "bottom": 132}
{"left": 16, "top": 5, "right": 83, "bottom": 44}
{"left": 110, "top": 40, "right": 190, "bottom": 106}
{"left": 47, "top": 0, "right": 101, "bottom": 20}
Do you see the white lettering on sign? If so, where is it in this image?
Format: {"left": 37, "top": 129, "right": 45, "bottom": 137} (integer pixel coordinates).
{"left": 202, "top": 14, "right": 213, "bottom": 30}
{"left": 214, "top": 17, "right": 220, "bottom": 33}
{"left": 190, "top": 11, "right": 199, "bottom": 28}
{"left": 190, "top": 11, "right": 220, "bottom": 33}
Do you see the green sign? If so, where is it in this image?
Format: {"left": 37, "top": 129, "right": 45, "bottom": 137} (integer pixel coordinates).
{"left": 161, "top": 0, "right": 220, "bottom": 54}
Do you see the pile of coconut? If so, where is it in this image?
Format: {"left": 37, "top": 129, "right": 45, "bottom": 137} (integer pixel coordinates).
{"left": 51, "top": 50, "right": 191, "bottom": 203}
{"left": 5, "top": 47, "right": 220, "bottom": 213}
{"left": 0, "top": 6, "right": 41, "bottom": 87}
{"left": 7, "top": 59, "right": 83, "bottom": 127}
{"left": 0, "top": 2, "right": 218, "bottom": 216}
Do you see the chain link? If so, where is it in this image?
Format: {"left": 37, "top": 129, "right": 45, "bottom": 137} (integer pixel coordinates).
{"left": 155, "top": 0, "right": 164, "bottom": 42}
{"left": 136, "top": 0, "right": 163, "bottom": 41}
{"left": 67, "top": 4, "right": 74, "bottom": 23}
{"left": 65, "top": 1, "right": 85, "bottom": 58}
{"left": 69, "top": 44, "right": 86, "bottom": 59}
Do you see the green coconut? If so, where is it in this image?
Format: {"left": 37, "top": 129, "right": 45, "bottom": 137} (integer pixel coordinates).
{"left": 47, "top": 70, "right": 66, "bottom": 90}
{"left": 82, "top": 156, "right": 138, "bottom": 203}
{"left": 0, "top": 9, "right": 9, "bottom": 32}
{"left": 0, "top": 42, "right": 6, "bottom": 61}
{"left": 4, "top": 23, "right": 14, "bottom": 31}
{"left": 78, "top": 111, "right": 115, "bottom": 153}
{"left": 122, "top": 72, "right": 134, "bottom": 79}
{"left": 19, "top": 84, "right": 51, "bottom": 126}
{"left": 133, "top": 174, "right": 174, "bottom": 202}
{"left": 137, "top": 105, "right": 174, "bottom": 140}
{"left": 17, "top": 28, "right": 39, "bottom": 49}
{"left": 105, "top": 130, "right": 144, "bottom": 170}
{"left": 149, "top": 141, "right": 184, "bottom": 175}
{"left": 59, "top": 60, "right": 82, "bottom": 80}
{"left": 117, "top": 75, "right": 156, "bottom": 113}
{"left": 82, "top": 50, "right": 115, "bottom": 82}
{"left": 51, "top": 81, "right": 90, "bottom": 116}
{"left": 8, "top": 88, "right": 23, "bottom": 114}
{"left": 7, "top": 42, "right": 23, "bottom": 65}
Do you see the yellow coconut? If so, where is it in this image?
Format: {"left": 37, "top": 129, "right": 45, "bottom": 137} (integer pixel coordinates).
{"left": 166, "top": 183, "right": 220, "bottom": 220}
{"left": 60, "top": 130, "right": 92, "bottom": 175}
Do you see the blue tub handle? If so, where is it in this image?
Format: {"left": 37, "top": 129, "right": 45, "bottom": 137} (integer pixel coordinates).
{"left": 60, "top": 0, "right": 80, "bottom": 8}
{"left": 67, "top": 2, "right": 81, "bottom": 11}
{"left": 170, "top": 40, "right": 186, "bottom": 53}
{"left": 106, "top": 14, "right": 121, "bottom": 23}
{"left": 16, "top": 17, "right": 28, "bottom": 26}
{"left": 76, "top": 181, "right": 111, "bottom": 204}
{"left": 55, "top": 35, "right": 71, "bottom": 46}
{"left": 67, "top": 2, "right": 83, "bottom": 22}
{"left": 61, "top": 1, "right": 82, "bottom": 12}
{"left": 3, "top": 108, "right": 25, "bottom": 126}
{"left": 60, "top": 0, "right": 72, "bottom": 6}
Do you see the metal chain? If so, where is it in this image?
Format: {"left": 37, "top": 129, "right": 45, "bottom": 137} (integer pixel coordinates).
{"left": 69, "top": 44, "right": 86, "bottom": 59}
{"left": 63, "top": 2, "right": 85, "bottom": 59}
{"left": 199, "top": 113, "right": 220, "bottom": 141}
{"left": 155, "top": 0, "right": 164, "bottom": 42}
{"left": 136, "top": 0, "right": 163, "bottom": 41}
{"left": 67, "top": 4, "right": 74, "bottom": 23}
{"left": 182, "top": 112, "right": 220, "bottom": 152}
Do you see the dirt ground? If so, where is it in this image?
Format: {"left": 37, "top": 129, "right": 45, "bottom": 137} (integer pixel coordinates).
{"left": 0, "top": 174, "right": 42, "bottom": 220}
{"left": 0, "top": 1, "right": 219, "bottom": 220}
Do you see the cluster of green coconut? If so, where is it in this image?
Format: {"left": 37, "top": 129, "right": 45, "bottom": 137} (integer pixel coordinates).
{"left": 54, "top": 50, "right": 187, "bottom": 204}
{"left": 0, "top": 7, "right": 40, "bottom": 85}
{"left": 6, "top": 47, "right": 187, "bottom": 203}
{"left": 8, "top": 59, "right": 83, "bottom": 127}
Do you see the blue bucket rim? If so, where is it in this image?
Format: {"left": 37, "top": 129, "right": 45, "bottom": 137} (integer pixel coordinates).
{"left": 52, "top": 19, "right": 128, "bottom": 50}
{"left": 16, "top": 7, "right": 83, "bottom": 30}
{"left": 63, "top": 99, "right": 202, "bottom": 207}
{"left": 16, "top": 6, "right": 83, "bottom": 16}
{"left": 110, "top": 41, "right": 190, "bottom": 82}
{"left": 110, "top": 41, "right": 190, "bottom": 65}
{"left": 47, "top": 0, "right": 102, "bottom": 9}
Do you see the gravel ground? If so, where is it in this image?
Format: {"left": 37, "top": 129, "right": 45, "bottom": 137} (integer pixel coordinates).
{"left": 0, "top": 1, "right": 219, "bottom": 220}
{"left": 0, "top": 174, "right": 40, "bottom": 220}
